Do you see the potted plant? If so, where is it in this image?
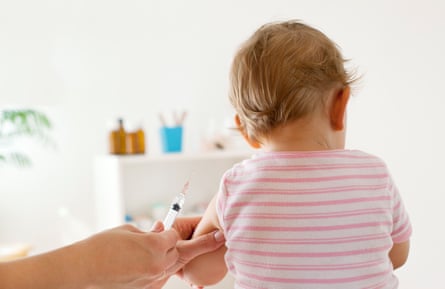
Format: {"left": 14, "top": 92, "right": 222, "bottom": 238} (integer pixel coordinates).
{"left": 0, "top": 109, "right": 53, "bottom": 167}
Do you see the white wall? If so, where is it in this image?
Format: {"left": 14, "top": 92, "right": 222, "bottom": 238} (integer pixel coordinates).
{"left": 1, "top": 0, "right": 444, "bottom": 287}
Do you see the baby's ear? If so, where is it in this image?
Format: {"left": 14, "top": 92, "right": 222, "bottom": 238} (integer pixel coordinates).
{"left": 234, "top": 115, "right": 261, "bottom": 149}
{"left": 330, "top": 86, "right": 350, "bottom": 131}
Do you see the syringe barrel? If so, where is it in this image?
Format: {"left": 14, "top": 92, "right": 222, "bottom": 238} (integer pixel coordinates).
{"left": 163, "top": 193, "right": 186, "bottom": 230}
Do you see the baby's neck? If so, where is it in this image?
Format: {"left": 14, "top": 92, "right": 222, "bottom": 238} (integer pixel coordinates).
{"left": 261, "top": 117, "right": 344, "bottom": 152}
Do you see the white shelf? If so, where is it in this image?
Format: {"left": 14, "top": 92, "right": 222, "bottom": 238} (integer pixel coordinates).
{"left": 93, "top": 150, "right": 252, "bottom": 231}
{"left": 96, "top": 150, "right": 253, "bottom": 164}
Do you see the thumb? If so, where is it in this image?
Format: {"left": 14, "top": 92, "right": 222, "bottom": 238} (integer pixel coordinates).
{"left": 178, "top": 230, "right": 225, "bottom": 261}
{"left": 165, "top": 230, "right": 226, "bottom": 277}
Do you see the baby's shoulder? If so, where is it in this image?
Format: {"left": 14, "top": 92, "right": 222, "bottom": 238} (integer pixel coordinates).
{"left": 347, "top": 149, "right": 390, "bottom": 170}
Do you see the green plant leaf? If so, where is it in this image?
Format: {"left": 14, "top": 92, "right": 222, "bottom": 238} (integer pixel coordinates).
{"left": 0, "top": 109, "right": 54, "bottom": 167}
{"left": 1, "top": 109, "right": 53, "bottom": 143}
{"left": 0, "top": 152, "right": 32, "bottom": 167}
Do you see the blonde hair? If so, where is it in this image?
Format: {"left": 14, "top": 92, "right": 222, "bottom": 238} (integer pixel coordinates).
{"left": 229, "top": 20, "right": 357, "bottom": 142}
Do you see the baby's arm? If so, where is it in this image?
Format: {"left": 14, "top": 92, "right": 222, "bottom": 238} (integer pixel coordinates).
{"left": 389, "top": 240, "right": 410, "bottom": 269}
{"left": 182, "top": 195, "right": 228, "bottom": 287}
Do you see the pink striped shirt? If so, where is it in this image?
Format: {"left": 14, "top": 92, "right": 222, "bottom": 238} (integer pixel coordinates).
{"left": 216, "top": 150, "right": 411, "bottom": 289}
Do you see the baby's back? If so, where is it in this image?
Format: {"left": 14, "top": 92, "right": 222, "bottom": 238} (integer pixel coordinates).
{"left": 217, "top": 150, "right": 410, "bottom": 289}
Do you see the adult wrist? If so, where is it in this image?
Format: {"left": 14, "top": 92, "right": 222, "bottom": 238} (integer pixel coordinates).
{"left": 55, "top": 241, "right": 94, "bottom": 289}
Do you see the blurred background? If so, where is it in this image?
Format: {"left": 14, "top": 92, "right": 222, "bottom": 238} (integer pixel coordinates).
{"left": 1, "top": 0, "right": 444, "bottom": 288}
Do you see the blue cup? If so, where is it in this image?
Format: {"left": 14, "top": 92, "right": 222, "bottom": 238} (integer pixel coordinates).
{"left": 160, "top": 126, "right": 183, "bottom": 153}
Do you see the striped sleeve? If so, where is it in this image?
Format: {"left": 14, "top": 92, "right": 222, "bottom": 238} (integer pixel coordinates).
{"left": 388, "top": 176, "right": 412, "bottom": 243}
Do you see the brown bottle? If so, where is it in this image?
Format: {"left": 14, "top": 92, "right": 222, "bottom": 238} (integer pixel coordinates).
{"left": 126, "top": 131, "right": 137, "bottom": 154}
{"left": 126, "top": 123, "right": 145, "bottom": 154}
{"left": 109, "top": 118, "right": 126, "bottom": 154}
{"left": 136, "top": 126, "right": 145, "bottom": 154}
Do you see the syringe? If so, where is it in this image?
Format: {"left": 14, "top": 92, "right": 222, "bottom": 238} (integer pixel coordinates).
{"left": 162, "top": 180, "right": 190, "bottom": 230}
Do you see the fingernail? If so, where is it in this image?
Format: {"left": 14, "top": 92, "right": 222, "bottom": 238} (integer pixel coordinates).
{"left": 213, "top": 230, "right": 225, "bottom": 242}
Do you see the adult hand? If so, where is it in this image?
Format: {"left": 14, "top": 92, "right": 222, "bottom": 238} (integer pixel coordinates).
{"left": 148, "top": 217, "right": 225, "bottom": 289}
{"left": 78, "top": 224, "right": 180, "bottom": 289}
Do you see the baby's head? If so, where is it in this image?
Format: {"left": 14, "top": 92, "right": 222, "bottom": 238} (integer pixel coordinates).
{"left": 229, "top": 20, "right": 356, "bottom": 145}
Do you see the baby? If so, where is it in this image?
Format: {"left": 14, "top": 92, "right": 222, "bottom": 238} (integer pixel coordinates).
{"left": 183, "top": 20, "right": 412, "bottom": 289}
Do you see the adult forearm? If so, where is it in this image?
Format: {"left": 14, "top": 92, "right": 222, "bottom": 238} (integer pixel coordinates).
{"left": 0, "top": 243, "right": 89, "bottom": 289}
